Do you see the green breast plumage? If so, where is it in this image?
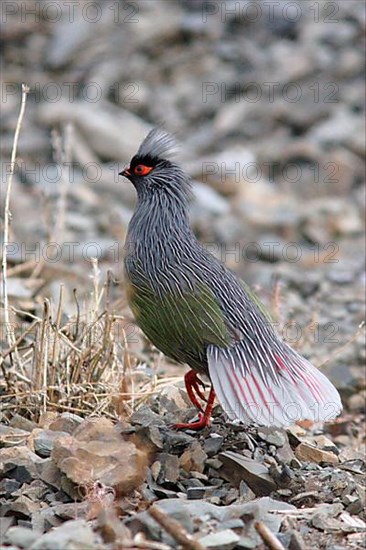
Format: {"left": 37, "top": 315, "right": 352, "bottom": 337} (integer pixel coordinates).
{"left": 124, "top": 266, "right": 232, "bottom": 372}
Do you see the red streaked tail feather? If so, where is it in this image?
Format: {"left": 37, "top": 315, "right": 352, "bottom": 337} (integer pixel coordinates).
{"left": 207, "top": 342, "right": 342, "bottom": 427}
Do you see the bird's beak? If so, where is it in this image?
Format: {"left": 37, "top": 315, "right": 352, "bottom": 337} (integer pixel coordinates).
{"left": 119, "top": 167, "right": 131, "bottom": 177}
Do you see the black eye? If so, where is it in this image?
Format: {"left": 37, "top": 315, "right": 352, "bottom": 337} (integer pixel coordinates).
{"left": 134, "top": 164, "right": 153, "bottom": 176}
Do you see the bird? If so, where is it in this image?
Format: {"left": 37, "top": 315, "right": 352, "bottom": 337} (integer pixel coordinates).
{"left": 119, "top": 127, "right": 342, "bottom": 430}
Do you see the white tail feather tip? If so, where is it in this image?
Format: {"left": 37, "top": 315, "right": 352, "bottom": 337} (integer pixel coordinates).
{"left": 207, "top": 345, "right": 342, "bottom": 427}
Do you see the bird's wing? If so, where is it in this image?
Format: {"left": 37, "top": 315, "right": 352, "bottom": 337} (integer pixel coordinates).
{"left": 239, "top": 279, "right": 273, "bottom": 323}
{"left": 128, "top": 278, "right": 233, "bottom": 363}
{"left": 207, "top": 341, "right": 342, "bottom": 427}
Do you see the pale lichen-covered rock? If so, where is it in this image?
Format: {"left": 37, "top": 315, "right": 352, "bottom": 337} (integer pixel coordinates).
{"left": 295, "top": 442, "right": 339, "bottom": 464}
{"left": 51, "top": 418, "right": 147, "bottom": 494}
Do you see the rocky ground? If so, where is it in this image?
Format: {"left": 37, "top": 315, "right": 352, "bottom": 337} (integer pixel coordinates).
{"left": 0, "top": 393, "right": 365, "bottom": 549}
{"left": 1, "top": 0, "right": 365, "bottom": 549}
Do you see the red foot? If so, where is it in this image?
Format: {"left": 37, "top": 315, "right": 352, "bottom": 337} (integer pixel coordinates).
{"left": 174, "top": 387, "right": 216, "bottom": 430}
{"left": 184, "top": 370, "right": 207, "bottom": 412}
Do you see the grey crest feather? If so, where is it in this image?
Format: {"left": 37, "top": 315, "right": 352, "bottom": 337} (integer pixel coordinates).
{"left": 137, "top": 127, "right": 178, "bottom": 160}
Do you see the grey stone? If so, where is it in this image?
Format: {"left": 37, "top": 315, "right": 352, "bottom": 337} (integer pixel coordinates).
{"left": 187, "top": 486, "right": 206, "bottom": 499}
{"left": 0, "top": 516, "right": 16, "bottom": 540}
{"left": 39, "top": 100, "right": 150, "bottom": 162}
{"left": 219, "top": 518, "right": 245, "bottom": 530}
{"left": 38, "top": 459, "right": 62, "bottom": 490}
{"left": 257, "top": 428, "right": 287, "bottom": 447}
{"left": 204, "top": 434, "right": 224, "bottom": 456}
{"left": 126, "top": 504, "right": 193, "bottom": 546}
{"left": 0, "top": 446, "right": 44, "bottom": 484}
{"left": 199, "top": 529, "right": 240, "bottom": 550}
{"left": 9, "top": 415, "right": 38, "bottom": 432}
{"left": 32, "top": 502, "right": 89, "bottom": 533}
{"left": 130, "top": 405, "right": 166, "bottom": 427}
{"left": 237, "top": 535, "right": 257, "bottom": 549}
{"left": 0, "top": 478, "right": 21, "bottom": 497}
{"left": 219, "top": 451, "right": 277, "bottom": 496}
{"left": 30, "top": 519, "right": 101, "bottom": 550}
{"left": 125, "top": 511, "right": 161, "bottom": 542}
{"left": 155, "top": 453, "right": 180, "bottom": 485}
{"left": 155, "top": 496, "right": 295, "bottom": 525}
{"left": 1, "top": 495, "right": 40, "bottom": 520}
{"left": 32, "top": 429, "right": 69, "bottom": 458}
{"left": 158, "top": 384, "right": 191, "bottom": 413}
{"left": 135, "top": 425, "right": 164, "bottom": 450}
{"left": 309, "top": 107, "right": 364, "bottom": 150}
{"left": 4, "top": 526, "right": 38, "bottom": 549}
{"left": 6, "top": 278, "right": 35, "bottom": 299}
{"left": 239, "top": 480, "right": 256, "bottom": 502}
{"left": 20, "top": 479, "right": 49, "bottom": 502}
{"left": 311, "top": 503, "right": 344, "bottom": 532}
{"left": 193, "top": 182, "right": 230, "bottom": 215}
{"left": 165, "top": 430, "right": 196, "bottom": 450}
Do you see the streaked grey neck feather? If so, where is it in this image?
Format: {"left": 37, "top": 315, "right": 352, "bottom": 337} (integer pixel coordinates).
{"left": 126, "top": 166, "right": 195, "bottom": 263}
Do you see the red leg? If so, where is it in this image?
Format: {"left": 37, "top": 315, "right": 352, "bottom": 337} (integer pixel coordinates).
{"left": 174, "top": 387, "right": 216, "bottom": 430}
{"left": 184, "top": 370, "right": 206, "bottom": 412}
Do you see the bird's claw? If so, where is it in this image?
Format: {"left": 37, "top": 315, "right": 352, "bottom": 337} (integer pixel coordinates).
{"left": 184, "top": 370, "right": 207, "bottom": 411}
{"left": 173, "top": 412, "right": 211, "bottom": 431}
{"left": 173, "top": 386, "right": 216, "bottom": 431}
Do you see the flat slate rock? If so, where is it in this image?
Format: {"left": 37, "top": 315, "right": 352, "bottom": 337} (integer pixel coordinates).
{"left": 219, "top": 451, "right": 277, "bottom": 496}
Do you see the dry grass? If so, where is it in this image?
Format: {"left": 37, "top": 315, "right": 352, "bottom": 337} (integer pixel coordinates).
{"left": 0, "top": 264, "right": 182, "bottom": 422}
{"left": 2, "top": 84, "right": 29, "bottom": 359}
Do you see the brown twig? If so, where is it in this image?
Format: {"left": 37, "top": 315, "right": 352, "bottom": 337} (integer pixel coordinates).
{"left": 0, "top": 318, "right": 37, "bottom": 390}
{"left": 1, "top": 83, "right": 29, "bottom": 354}
{"left": 30, "top": 124, "right": 74, "bottom": 279}
{"left": 318, "top": 320, "right": 365, "bottom": 368}
{"left": 270, "top": 276, "right": 283, "bottom": 323}
{"left": 49, "top": 284, "right": 64, "bottom": 399}
{"left": 254, "top": 521, "right": 285, "bottom": 550}
{"left": 1, "top": 320, "right": 39, "bottom": 360}
{"left": 148, "top": 505, "right": 204, "bottom": 550}
{"left": 6, "top": 258, "right": 37, "bottom": 277}
{"left": 53, "top": 123, "right": 73, "bottom": 238}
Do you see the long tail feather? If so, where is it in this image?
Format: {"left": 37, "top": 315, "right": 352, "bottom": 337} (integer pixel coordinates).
{"left": 207, "top": 342, "right": 342, "bottom": 427}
